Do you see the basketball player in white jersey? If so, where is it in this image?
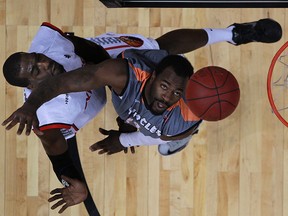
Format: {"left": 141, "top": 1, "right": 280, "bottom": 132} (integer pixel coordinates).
{"left": 2, "top": 18, "right": 282, "bottom": 214}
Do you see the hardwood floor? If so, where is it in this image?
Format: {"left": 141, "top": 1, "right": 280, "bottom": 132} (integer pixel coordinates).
{"left": 1, "top": 2, "right": 287, "bottom": 216}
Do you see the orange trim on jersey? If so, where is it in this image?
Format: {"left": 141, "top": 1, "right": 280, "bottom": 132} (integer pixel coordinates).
{"left": 132, "top": 66, "right": 150, "bottom": 81}
{"left": 39, "top": 123, "right": 72, "bottom": 131}
{"left": 127, "top": 62, "right": 151, "bottom": 92}
{"left": 168, "top": 98, "right": 200, "bottom": 122}
{"left": 105, "top": 44, "right": 131, "bottom": 50}
{"left": 41, "top": 22, "right": 65, "bottom": 36}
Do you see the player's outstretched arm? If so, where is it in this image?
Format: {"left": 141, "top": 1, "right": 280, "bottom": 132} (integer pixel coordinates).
{"left": 2, "top": 58, "right": 128, "bottom": 135}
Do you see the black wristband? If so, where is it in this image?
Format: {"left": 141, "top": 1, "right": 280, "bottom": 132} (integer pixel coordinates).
{"left": 47, "top": 149, "right": 81, "bottom": 186}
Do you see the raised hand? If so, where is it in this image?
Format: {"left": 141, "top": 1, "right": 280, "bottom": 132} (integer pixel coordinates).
{"left": 2, "top": 103, "right": 42, "bottom": 136}
{"left": 89, "top": 128, "right": 135, "bottom": 155}
{"left": 48, "top": 175, "right": 88, "bottom": 214}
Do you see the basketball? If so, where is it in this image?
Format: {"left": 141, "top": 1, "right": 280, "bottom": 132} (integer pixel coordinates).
{"left": 185, "top": 66, "right": 240, "bottom": 121}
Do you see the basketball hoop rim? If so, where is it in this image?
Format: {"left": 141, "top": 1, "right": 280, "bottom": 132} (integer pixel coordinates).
{"left": 267, "top": 41, "right": 288, "bottom": 127}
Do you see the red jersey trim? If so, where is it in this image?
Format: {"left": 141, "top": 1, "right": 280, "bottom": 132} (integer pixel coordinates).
{"left": 41, "top": 22, "right": 65, "bottom": 36}
{"left": 105, "top": 45, "right": 131, "bottom": 50}
{"left": 39, "top": 123, "right": 72, "bottom": 131}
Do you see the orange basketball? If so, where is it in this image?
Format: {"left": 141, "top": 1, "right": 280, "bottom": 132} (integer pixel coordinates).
{"left": 185, "top": 66, "right": 240, "bottom": 121}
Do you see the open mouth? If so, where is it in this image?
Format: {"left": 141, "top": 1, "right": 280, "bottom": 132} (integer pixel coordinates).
{"left": 154, "top": 100, "right": 168, "bottom": 112}
{"left": 156, "top": 100, "right": 166, "bottom": 109}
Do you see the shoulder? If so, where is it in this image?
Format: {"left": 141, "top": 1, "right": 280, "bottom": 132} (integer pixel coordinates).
{"left": 122, "top": 49, "right": 168, "bottom": 65}
{"left": 29, "top": 22, "right": 67, "bottom": 53}
{"left": 121, "top": 49, "right": 169, "bottom": 77}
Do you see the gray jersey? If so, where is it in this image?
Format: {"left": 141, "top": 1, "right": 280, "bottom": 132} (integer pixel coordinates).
{"left": 112, "top": 49, "right": 201, "bottom": 139}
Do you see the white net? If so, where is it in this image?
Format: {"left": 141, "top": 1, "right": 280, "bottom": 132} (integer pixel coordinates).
{"left": 270, "top": 48, "right": 288, "bottom": 117}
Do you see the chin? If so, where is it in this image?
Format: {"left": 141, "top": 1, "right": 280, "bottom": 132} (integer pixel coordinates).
{"left": 150, "top": 108, "right": 165, "bottom": 115}
{"left": 148, "top": 102, "right": 166, "bottom": 115}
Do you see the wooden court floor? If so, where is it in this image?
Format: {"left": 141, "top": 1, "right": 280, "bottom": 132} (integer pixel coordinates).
{"left": 0, "top": 1, "right": 288, "bottom": 216}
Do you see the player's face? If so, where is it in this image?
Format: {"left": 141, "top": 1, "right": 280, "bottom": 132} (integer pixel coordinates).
{"left": 145, "top": 66, "right": 188, "bottom": 115}
{"left": 19, "top": 53, "right": 65, "bottom": 89}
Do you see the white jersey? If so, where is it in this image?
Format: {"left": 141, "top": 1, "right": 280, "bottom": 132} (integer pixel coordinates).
{"left": 26, "top": 22, "right": 106, "bottom": 139}
{"left": 86, "top": 32, "right": 159, "bottom": 58}
{"left": 26, "top": 22, "right": 160, "bottom": 139}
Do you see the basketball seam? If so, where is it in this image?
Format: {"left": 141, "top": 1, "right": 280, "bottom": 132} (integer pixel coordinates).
{"left": 190, "top": 79, "right": 216, "bottom": 89}
{"left": 186, "top": 89, "right": 240, "bottom": 101}
{"left": 209, "top": 67, "right": 222, "bottom": 119}
{"left": 191, "top": 67, "right": 230, "bottom": 89}
{"left": 199, "top": 100, "right": 238, "bottom": 119}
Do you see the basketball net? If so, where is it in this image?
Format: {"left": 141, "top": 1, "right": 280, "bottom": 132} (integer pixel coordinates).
{"left": 267, "top": 41, "right": 288, "bottom": 127}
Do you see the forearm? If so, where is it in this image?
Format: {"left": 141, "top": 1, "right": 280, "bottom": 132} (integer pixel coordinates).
{"left": 119, "top": 131, "right": 169, "bottom": 147}
{"left": 25, "top": 64, "right": 104, "bottom": 111}
{"left": 118, "top": 121, "right": 201, "bottom": 147}
{"left": 25, "top": 59, "right": 127, "bottom": 111}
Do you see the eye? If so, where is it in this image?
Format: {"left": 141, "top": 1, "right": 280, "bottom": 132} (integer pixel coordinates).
{"left": 29, "top": 54, "right": 39, "bottom": 76}
{"left": 173, "top": 91, "right": 182, "bottom": 97}
{"left": 160, "top": 84, "right": 167, "bottom": 90}
{"left": 32, "top": 65, "right": 40, "bottom": 76}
